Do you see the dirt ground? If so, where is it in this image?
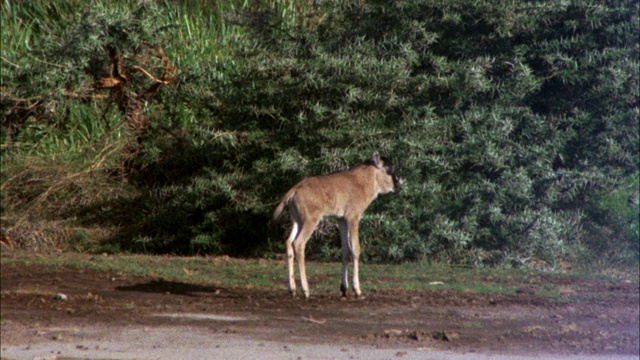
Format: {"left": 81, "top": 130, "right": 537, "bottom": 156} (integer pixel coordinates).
{"left": 1, "top": 257, "right": 638, "bottom": 359}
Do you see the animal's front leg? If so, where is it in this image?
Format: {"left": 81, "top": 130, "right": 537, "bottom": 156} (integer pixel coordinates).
{"left": 349, "top": 219, "right": 362, "bottom": 298}
{"left": 339, "top": 219, "right": 350, "bottom": 298}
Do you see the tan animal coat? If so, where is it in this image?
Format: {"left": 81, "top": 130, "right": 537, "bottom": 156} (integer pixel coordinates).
{"left": 273, "top": 151, "right": 400, "bottom": 299}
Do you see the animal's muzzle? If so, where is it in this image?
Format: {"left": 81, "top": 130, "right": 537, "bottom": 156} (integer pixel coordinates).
{"left": 392, "top": 174, "right": 401, "bottom": 192}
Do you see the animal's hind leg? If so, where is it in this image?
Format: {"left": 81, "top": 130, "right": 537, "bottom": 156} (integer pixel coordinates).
{"left": 286, "top": 221, "right": 299, "bottom": 297}
{"left": 293, "top": 238, "right": 308, "bottom": 299}
{"left": 294, "top": 217, "right": 320, "bottom": 299}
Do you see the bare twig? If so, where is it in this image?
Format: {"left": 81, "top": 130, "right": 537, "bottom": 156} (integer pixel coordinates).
{"left": 132, "top": 65, "right": 171, "bottom": 85}
{"left": 301, "top": 316, "right": 326, "bottom": 324}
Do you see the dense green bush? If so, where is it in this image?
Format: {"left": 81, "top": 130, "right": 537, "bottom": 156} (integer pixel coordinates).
{"left": 2, "top": 0, "right": 637, "bottom": 269}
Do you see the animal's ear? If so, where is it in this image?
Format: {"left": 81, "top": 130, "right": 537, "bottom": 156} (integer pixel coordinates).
{"left": 371, "top": 150, "right": 381, "bottom": 167}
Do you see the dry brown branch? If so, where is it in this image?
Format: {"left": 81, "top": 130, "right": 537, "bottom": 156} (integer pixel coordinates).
{"left": 132, "top": 65, "right": 171, "bottom": 85}
{"left": 95, "top": 46, "right": 174, "bottom": 137}
{"left": 63, "top": 90, "right": 108, "bottom": 100}
{"left": 99, "top": 77, "right": 122, "bottom": 88}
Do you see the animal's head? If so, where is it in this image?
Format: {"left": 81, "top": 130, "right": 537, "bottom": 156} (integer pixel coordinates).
{"left": 368, "top": 151, "right": 401, "bottom": 194}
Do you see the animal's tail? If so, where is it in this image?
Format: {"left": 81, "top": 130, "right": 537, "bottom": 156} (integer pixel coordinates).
{"left": 273, "top": 190, "right": 295, "bottom": 221}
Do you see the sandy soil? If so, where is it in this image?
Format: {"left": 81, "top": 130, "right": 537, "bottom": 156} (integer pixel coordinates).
{"left": 1, "top": 258, "right": 638, "bottom": 360}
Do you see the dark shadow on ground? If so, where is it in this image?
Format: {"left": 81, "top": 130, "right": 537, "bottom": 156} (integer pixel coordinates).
{"left": 116, "top": 279, "right": 229, "bottom": 297}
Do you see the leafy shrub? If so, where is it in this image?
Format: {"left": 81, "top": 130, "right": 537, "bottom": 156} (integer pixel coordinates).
{"left": 2, "top": 0, "right": 637, "bottom": 270}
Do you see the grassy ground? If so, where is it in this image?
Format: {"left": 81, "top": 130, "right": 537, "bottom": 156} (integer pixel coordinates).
{"left": 2, "top": 250, "right": 634, "bottom": 300}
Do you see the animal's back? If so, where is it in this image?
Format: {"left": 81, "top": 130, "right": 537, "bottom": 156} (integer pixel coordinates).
{"left": 290, "top": 165, "right": 374, "bottom": 218}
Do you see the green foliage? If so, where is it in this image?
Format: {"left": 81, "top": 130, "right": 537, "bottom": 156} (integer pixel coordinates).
{"left": 582, "top": 176, "right": 639, "bottom": 268}
{"left": 1, "top": 0, "right": 637, "bottom": 270}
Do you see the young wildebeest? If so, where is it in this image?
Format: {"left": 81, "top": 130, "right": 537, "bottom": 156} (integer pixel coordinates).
{"left": 273, "top": 151, "right": 400, "bottom": 299}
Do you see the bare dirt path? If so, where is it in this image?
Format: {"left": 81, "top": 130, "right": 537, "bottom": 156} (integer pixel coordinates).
{"left": 1, "top": 260, "right": 638, "bottom": 359}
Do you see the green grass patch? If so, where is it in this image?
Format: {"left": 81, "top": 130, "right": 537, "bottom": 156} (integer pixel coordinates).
{"left": 3, "top": 250, "right": 632, "bottom": 299}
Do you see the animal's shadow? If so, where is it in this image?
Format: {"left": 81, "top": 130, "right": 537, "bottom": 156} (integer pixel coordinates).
{"left": 116, "top": 279, "right": 238, "bottom": 298}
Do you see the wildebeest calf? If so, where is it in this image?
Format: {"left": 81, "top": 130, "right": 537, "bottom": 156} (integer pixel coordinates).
{"left": 273, "top": 151, "right": 400, "bottom": 299}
